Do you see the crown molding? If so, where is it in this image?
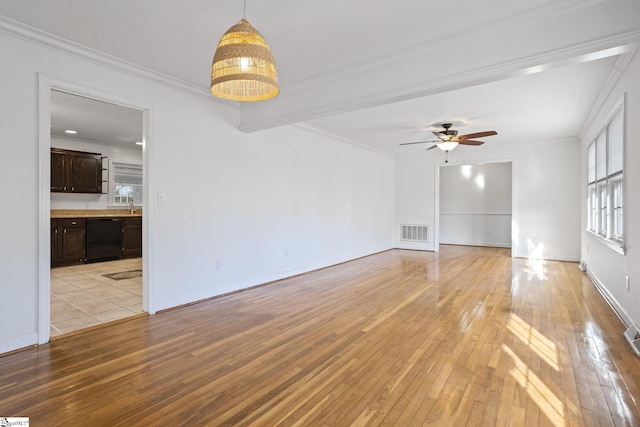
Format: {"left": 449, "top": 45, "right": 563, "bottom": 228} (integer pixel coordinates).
{"left": 0, "top": 15, "right": 238, "bottom": 110}
{"left": 577, "top": 50, "right": 636, "bottom": 140}
{"left": 294, "top": 124, "right": 395, "bottom": 158}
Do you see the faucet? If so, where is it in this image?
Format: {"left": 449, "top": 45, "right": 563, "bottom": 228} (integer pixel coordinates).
{"left": 129, "top": 198, "right": 135, "bottom": 214}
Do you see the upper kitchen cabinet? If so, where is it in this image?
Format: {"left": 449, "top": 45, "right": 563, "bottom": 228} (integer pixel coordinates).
{"left": 51, "top": 148, "right": 102, "bottom": 194}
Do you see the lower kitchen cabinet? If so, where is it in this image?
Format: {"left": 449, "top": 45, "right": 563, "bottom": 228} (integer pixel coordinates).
{"left": 50, "top": 219, "right": 63, "bottom": 266}
{"left": 51, "top": 218, "right": 86, "bottom": 267}
{"left": 51, "top": 215, "right": 142, "bottom": 267}
{"left": 122, "top": 217, "right": 142, "bottom": 258}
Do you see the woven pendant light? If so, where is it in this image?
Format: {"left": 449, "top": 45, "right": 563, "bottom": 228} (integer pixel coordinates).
{"left": 211, "top": 18, "right": 279, "bottom": 102}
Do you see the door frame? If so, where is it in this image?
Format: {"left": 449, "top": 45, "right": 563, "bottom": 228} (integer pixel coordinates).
{"left": 434, "top": 158, "right": 516, "bottom": 258}
{"left": 37, "top": 74, "right": 154, "bottom": 344}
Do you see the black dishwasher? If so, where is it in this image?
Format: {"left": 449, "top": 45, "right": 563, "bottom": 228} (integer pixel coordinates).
{"left": 85, "top": 218, "right": 123, "bottom": 263}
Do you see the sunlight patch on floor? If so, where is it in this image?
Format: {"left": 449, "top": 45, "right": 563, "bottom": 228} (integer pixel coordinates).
{"left": 508, "top": 313, "right": 559, "bottom": 371}
{"left": 502, "top": 344, "right": 565, "bottom": 427}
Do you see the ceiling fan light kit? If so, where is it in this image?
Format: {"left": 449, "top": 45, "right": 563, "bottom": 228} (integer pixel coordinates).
{"left": 399, "top": 123, "right": 497, "bottom": 161}
{"left": 436, "top": 141, "right": 458, "bottom": 151}
{"left": 211, "top": 16, "right": 279, "bottom": 102}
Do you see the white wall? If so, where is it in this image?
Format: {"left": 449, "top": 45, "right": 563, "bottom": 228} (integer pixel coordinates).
{"left": 51, "top": 136, "right": 142, "bottom": 210}
{"left": 395, "top": 139, "right": 581, "bottom": 261}
{"left": 580, "top": 52, "right": 640, "bottom": 332}
{"left": 440, "top": 162, "right": 512, "bottom": 247}
{"left": 0, "top": 31, "right": 395, "bottom": 353}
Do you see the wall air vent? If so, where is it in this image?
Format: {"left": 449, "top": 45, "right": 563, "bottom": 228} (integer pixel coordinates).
{"left": 401, "top": 224, "right": 429, "bottom": 243}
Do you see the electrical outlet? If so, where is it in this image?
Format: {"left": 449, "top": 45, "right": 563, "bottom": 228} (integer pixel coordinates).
{"left": 216, "top": 259, "right": 222, "bottom": 271}
{"left": 487, "top": 229, "right": 492, "bottom": 237}
{"left": 626, "top": 275, "right": 630, "bottom": 291}
{"left": 283, "top": 249, "right": 288, "bottom": 257}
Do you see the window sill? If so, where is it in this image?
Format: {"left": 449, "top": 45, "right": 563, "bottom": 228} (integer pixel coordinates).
{"left": 108, "top": 204, "right": 142, "bottom": 209}
{"left": 586, "top": 230, "right": 625, "bottom": 255}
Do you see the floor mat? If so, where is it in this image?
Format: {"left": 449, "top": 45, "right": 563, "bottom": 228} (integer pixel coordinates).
{"left": 103, "top": 269, "right": 142, "bottom": 281}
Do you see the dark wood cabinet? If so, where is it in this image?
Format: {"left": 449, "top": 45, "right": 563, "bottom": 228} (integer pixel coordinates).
{"left": 51, "top": 218, "right": 86, "bottom": 267}
{"left": 122, "top": 217, "right": 142, "bottom": 258}
{"left": 51, "top": 148, "right": 102, "bottom": 194}
{"left": 50, "top": 150, "right": 67, "bottom": 192}
{"left": 51, "top": 214, "right": 141, "bottom": 267}
{"left": 50, "top": 219, "right": 63, "bottom": 266}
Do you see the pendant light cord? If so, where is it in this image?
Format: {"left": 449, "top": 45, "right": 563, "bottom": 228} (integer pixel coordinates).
{"left": 243, "top": 0, "right": 247, "bottom": 19}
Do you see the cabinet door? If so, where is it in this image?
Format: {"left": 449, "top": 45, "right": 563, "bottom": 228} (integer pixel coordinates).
{"left": 50, "top": 219, "right": 63, "bottom": 267}
{"left": 61, "top": 219, "right": 85, "bottom": 265}
{"left": 122, "top": 217, "right": 142, "bottom": 258}
{"left": 51, "top": 150, "right": 67, "bottom": 192}
{"left": 70, "top": 153, "right": 101, "bottom": 193}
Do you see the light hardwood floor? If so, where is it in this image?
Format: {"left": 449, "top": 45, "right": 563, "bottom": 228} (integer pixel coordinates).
{"left": 1, "top": 246, "right": 639, "bottom": 426}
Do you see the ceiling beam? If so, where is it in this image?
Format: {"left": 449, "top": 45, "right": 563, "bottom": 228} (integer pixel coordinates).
{"left": 239, "top": 0, "right": 640, "bottom": 133}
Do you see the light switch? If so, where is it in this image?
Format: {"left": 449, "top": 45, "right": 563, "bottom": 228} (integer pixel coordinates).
{"left": 157, "top": 192, "right": 166, "bottom": 204}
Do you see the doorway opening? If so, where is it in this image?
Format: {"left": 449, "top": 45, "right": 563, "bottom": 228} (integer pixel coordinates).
{"left": 435, "top": 160, "right": 515, "bottom": 255}
{"left": 38, "top": 76, "right": 151, "bottom": 343}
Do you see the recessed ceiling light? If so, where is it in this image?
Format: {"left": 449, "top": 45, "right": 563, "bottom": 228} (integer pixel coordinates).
{"left": 64, "top": 129, "right": 77, "bottom": 134}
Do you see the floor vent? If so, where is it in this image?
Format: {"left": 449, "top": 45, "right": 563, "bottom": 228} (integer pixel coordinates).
{"left": 401, "top": 224, "right": 429, "bottom": 243}
{"left": 624, "top": 325, "right": 640, "bottom": 357}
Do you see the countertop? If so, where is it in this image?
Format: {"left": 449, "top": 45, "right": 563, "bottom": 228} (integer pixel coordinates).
{"left": 51, "top": 209, "right": 142, "bottom": 219}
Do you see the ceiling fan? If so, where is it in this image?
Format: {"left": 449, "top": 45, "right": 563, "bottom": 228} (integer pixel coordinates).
{"left": 400, "top": 123, "right": 497, "bottom": 162}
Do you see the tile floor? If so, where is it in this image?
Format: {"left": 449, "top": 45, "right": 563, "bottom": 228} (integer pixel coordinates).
{"left": 50, "top": 257, "right": 143, "bottom": 337}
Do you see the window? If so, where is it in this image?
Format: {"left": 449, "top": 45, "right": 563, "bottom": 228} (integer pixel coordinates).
{"left": 611, "top": 177, "right": 623, "bottom": 240}
{"left": 587, "top": 185, "right": 596, "bottom": 233}
{"left": 597, "top": 182, "right": 607, "bottom": 236}
{"left": 110, "top": 162, "right": 142, "bottom": 206}
{"left": 586, "top": 100, "right": 624, "bottom": 250}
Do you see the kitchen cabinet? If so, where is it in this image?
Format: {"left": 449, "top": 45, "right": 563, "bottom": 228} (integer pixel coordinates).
{"left": 51, "top": 218, "right": 86, "bottom": 267}
{"left": 50, "top": 219, "right": 63, "bottom": 266}
{"left": 51, "top": 148, "right": 102, "bottom": 194}
{"left": 122, "top": 217, "right": 142, "bottom": 258}
{"left": 50, "top": 150, "right": 67, "bottom": 192}
{"left": 50, "top": 211, "right": 142, "bottom": 267}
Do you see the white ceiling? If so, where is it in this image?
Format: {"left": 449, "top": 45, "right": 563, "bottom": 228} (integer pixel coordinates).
{"left": 305, "top": 56, "right": 617, "bottom": 154}
{"left": 1, "top": 0, "right": 639, "bottom": 154}
{"left": 50, "top": 90, "right": 143, "bottom": 146}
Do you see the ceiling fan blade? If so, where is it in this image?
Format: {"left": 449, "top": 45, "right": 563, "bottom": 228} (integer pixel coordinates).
{"left": 426, "top": 145, "right": 438, "bottom": 151}
{"left": 458, "top": 140, "right": 485, "bottom": 146}
{"left": 457, "top": 131, "right": 497, "bottom": 141}
{"left": 399, "top": 139, "right": 439, "bottom": 146}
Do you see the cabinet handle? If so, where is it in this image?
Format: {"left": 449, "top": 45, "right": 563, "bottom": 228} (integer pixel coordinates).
{"left": 64, "top": 186, "right": 67, "bottom": 191}
{"left": 71, "top": 186, "right": 75, "bottom": 191}
{"left": 55, "top": 229, "right": 58, "bottom": 234}
{"left": 71, "top": 221, "right": 77, "bottom": 225}
{"left": 63, "top": 229, "right": 67, "bottom": 234}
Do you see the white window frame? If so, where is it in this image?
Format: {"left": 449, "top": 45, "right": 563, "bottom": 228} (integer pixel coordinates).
{"left": 610, "top": 175, "right": 623, "bottom": 242}
{"left": 597, "top": 181, "right": 607, "bottom": 237}
{"left": 587, "top": 184, "right": 596, "bottom": 233}
{"left": 586, "top": 97, "right": 625, "bottom": 254}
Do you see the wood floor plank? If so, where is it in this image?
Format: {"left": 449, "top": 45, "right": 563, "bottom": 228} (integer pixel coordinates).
{"left": 1, "top": 246, "right": 640, "bottom": 426}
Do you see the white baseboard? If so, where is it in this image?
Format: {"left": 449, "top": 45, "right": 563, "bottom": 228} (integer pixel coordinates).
{"left": 586, "top": 267, "right": 634, "bottom": 329}
{"left": 440, "top": 240, "right": 511, "bottom": 248}
{"left": 0, "top": 333, "right": 38, "bottom": 355}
